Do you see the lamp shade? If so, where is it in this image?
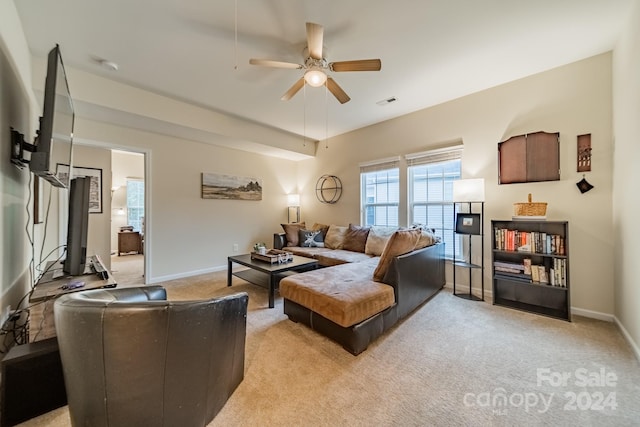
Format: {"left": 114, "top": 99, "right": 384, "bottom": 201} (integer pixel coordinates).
{"left": 304, "top": 69, "right": 327, "bottom": 87}
{"left": 453, "top": 178, "right": 485, "bottom": 202}
{"left": 287, "top": 194, "right": 300, "bottom": 207}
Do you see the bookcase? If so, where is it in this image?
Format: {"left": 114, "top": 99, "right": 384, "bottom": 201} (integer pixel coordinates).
{"left": 491, "top": 219, "right": 570, "bottom": 321}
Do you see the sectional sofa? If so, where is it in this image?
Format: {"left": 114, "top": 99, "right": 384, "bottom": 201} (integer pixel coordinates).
{"left": 273, "top": 223, "right": 445, "bottom": 355}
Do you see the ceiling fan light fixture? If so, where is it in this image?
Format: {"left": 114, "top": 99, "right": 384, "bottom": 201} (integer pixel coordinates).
{"left": 304, "top": 69, "right": 327, "bottom": 87}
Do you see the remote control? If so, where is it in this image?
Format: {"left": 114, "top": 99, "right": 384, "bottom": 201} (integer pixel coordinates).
{"left": 61, "top": 280, "right": 85, "bottom": 290}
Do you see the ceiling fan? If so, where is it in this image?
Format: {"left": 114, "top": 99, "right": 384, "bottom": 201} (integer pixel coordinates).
{"left": 249, "top": 22, "right": 381, "bottom": 104}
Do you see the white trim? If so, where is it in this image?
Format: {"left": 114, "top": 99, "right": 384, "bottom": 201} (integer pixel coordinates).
{"left": 570, "top": 306, "right": 614, "bottom": 322}
{"left": 614, "top": 316, "right": 640, "bottom": 362}
{"left": 147, "top": 264, "right": 226, "bottom": 284}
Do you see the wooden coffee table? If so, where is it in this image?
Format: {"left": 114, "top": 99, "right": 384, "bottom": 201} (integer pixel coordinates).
{"left": 227, "top": 254, "right": 318, "bottom": 308}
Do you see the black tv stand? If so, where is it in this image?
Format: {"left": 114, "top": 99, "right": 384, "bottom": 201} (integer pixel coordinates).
{"left": 1, "top": 337, "right": 67, "bottom": 426}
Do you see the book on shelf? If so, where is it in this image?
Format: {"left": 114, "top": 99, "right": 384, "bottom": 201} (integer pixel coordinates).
{"left": 494, "top": 228, "right": 565, "bottom": 255}
{"left": 531, "top": 265, "right": 540, "bottom": 282}
{"left": 538, "top": 266, "right": 549, "bottom": 284}
{"left": 523, "top": 258, "right": 532, "bottom": 275}
{"left": 495, "top": 271, "right": 532, "bottom": 282}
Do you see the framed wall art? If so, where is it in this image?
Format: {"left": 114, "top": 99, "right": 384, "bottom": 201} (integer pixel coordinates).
{"left": 455, "top": 213, "right": 481, "bottom": 235}
{"left": 56, "top": 164, "right": 103, "bottom": 213}
{"left": 201, "top": 173, "right": 262, "bottom": 200}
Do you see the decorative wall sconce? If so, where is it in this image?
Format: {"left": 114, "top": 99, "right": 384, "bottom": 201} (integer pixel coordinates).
{"left": 111, "top": 186, "right": 120, "bottom": 200}
{"left": 287, "top": 193, "right": 300, "bottom": 223}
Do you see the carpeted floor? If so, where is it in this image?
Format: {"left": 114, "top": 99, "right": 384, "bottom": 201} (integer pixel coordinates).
{"left": 18, "top": 266, "right": 640, "bottom": 427}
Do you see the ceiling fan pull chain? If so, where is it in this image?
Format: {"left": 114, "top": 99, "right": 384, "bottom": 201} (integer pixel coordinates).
{"left": 233, "top": 0, "right": 238, "bottom": 70}
{"left": 303, "top": 84, "right": 307, "bottom": 147}
{"left": 325, "top": 83, "right": 329, "bottom": 149}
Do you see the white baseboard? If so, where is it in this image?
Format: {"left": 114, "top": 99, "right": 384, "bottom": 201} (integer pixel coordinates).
{"left": 570, "top": 307, "right": 614, "bottom": 322}
{"left": 614, "top": 316, "right": 640, "bottom": 362}
{"left": 444, "top": 281, "right": 493, "bottom": 300}
{"left": 147, "top": 264, "right": 226, "bottom": 284}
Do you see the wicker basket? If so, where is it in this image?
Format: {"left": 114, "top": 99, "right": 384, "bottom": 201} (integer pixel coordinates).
{"left": 513, "top": 193, "right": 547, "bottom": 216}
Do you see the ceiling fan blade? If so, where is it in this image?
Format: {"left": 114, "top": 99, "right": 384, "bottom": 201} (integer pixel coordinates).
{"left": 281, "top": 78, "right": 305, "bottom": 101}
{"left": 326, "top": 77, "right": 350, "bottom": 104}
{"left": 249, "top": 58, "right": 302, "bottom": 69}
{"left": 306, "top": 22, "right": 324, "bottom": 59}
{"left": 330, "top": 59, "right": 382, "bottom": 72}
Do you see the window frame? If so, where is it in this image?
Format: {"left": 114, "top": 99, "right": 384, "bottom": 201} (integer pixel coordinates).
{"left": 359, "top": 157, "right": 400, "bottom": 227}
{"left": 406, "top": 146, "right": 463, "bottom": 259}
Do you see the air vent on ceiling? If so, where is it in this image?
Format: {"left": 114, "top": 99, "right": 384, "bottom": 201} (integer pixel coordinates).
{"left": 376, "top": 96, "right": 397, "bottom": 106}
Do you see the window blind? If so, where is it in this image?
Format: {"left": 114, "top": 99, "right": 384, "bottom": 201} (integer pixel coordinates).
{"left": 359, "top": 157, "right": 400, "bottom": 173}
{"left": 405, "top": 145, "right": 463, "bottom": 167}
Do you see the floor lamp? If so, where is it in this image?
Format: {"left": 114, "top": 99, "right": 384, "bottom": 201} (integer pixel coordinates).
{"left": 452, "top": 178, "right": 485, "bottom": 301}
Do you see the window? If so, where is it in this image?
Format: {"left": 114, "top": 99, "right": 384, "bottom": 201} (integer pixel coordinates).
{"left": 360, "top": 158, "right": 400, "bottom": 227}
{"left": 126, "top": 179, "right": 144, "bottom": 233}
{"left": 407, "top": 147, "right": 462, "bottom": 258}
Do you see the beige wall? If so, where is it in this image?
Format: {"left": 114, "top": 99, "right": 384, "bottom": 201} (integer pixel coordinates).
{"left": 0, "top": 4, "right": 34, "bottom": 315}
{"left": 299, "top": 53, "right": 615, "bottom": 317}
{"left": 70, "top": 145, "right": 112, "bottom": 268}
{"left": 613, "top": 1, "right": 640, "bottom": 358}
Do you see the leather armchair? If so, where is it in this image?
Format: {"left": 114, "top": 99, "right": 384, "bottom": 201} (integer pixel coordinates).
{"left": 54, "top": 286, "right": 248, "bottom": 427}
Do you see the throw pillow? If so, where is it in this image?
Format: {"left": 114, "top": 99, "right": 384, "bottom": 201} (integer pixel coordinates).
{"left": 281, "top": 221, "right": 306, "bottom": 247}
{"left": 311, "top": 222, "right": 330, "bottom": 236}
{"left": 298, "top": 229, "right": 325, "bottom": 247}
{"left": 365, "top": 226, "right": 397, "bottom": 256}
{"left": 342, "top": 224, "right": 371, "bottom": 253}
{"left": 324, "top": 225, "right": 348, "bottom": 249}
{"left": 414, "top": 226, "right": 442, "bottom": 249}
{"left": 373, "top": 229, "right": 421, "bottom": 282}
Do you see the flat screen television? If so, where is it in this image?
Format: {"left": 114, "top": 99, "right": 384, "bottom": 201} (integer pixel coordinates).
{"left": 63, "top": 177, "right": 90, "bottom": 276}
{"left": 29, "top": 44, "right": 74, "bottom": 188}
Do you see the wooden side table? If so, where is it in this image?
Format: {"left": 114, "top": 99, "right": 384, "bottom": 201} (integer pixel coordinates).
{"left": 118, "top": 231, "right": 141, "bottom": 256}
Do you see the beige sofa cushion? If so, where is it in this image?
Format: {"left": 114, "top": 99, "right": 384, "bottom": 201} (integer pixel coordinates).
{"left": 314, "top": 250, "right": 375, "bottom": 267}
{"left": 373, "top": 229, "right": 421, "bottom": 282}
{"left": 285, "top": 246, "right": 331, "bottom": 259}
{"left": 280, "top": 262, "right": 395, "bottom": 328}
{"left": 281, "top": 222, "right": 306, "bottom": 247}
{"left": 365, "top": 226, "right": 397, "bottom": 256}
{"left": 324, "top": 225, "right": 348, "bottom": 249}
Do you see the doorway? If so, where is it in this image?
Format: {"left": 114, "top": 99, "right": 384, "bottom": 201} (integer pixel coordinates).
{"left": 110, "top": 150, "right": 145, "bottom": 286}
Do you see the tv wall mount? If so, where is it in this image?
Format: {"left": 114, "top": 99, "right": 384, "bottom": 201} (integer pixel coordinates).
{"left": 10, "top": 127, "right": 37, "bottom": 169}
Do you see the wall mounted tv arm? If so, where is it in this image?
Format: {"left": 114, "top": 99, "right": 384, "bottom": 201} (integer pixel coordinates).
{"left": 10, "top": 127, "right": 38, "bottom": 169}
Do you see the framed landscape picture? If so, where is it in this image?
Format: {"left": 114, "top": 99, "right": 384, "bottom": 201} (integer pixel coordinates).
{"left": 201, "top": 173, "right": 262, "bottom": 201}
{"left": 57, "top": 164, "right": 103, "bottom": 213}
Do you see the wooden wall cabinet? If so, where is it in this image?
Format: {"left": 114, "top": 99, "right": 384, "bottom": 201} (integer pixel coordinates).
{"left": 498, "top": 131, "right": 560, "bottom": 184}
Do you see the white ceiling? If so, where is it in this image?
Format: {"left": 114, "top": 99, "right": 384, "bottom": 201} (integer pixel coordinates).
{"left": 14, "top": 0, "right": 635, "bottom": 151}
